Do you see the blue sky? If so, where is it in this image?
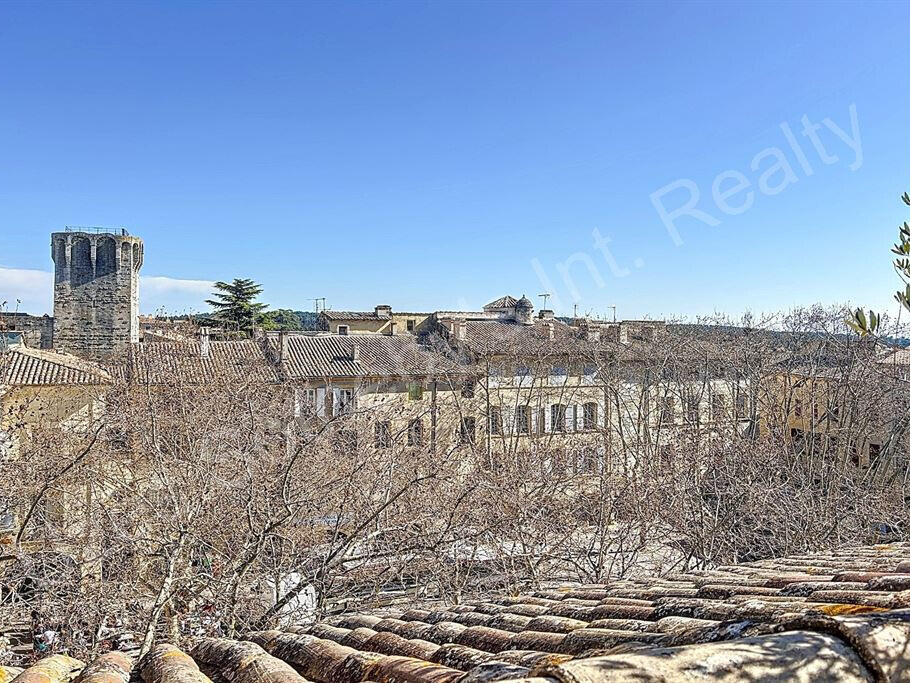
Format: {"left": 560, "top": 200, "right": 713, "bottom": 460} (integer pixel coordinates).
{"left": 1, "top": 1, "right": 908, "bottom": 320}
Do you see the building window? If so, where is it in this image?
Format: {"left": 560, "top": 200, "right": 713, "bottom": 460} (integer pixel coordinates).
{"left": 296, "top": 387, "right": 318, "bottom": 417}
{"left": 735, "top": 390, "right": 748, "bottom": 418}
{"left": 685, "top": 394, "right": 699, "bottom": 424}
{"left": 660, "top": 397, "right": 675, "bottom": 423}
{"left": 791, "top": 428, "right": 806, "bottom": 452}
{"left": 374, "top": 421, "right": 392, "bottom": 449}
{"left": 711, "top": 392, "right": 726, "bottom": 420}
{"left": 461, "top": 379, "right": 475, "bottom": 398}
{"left": 550, "top": 404, "right": 566, "bottom": 432}
{"left": 459, "top": 417, "right": 476, "bottom": 445}
{"left": 408, "top": 382, "right": 424, "bottom": 401}
{"left": 489, "top": 406, "right": 503, "bottom": 435}
{"left": 583, "top": 402, "right": 598, "bottom": 430}
{"left": 794, "top": 398, "right": 803, "bottom": 417}
{"left": 869, "top": 443, "right": 882, "bottom": 465}
{"left": 515, "top": 405, "right": 530, "bottom": 434}
{"left": 406, "top": 319, "right": 415, "bottom": 332}
{"left": 576, "top": 448, "right": 598, "bottom": 474}
{"left": 849, "top": 441, "right": 860, "bottom": 466}
{"left": 336, "top": 389, "right": 354, "bottom": 414}
{"left": 516, "top": 365, "right": 531, "bottom": 378}
{"left": 551, "top": 365, "right": 567, "bottom": 379}
{"left": 337, "top": 325, "right": 349, "bottom": 335}
{"left": 407, "top": 419, "right": 423, "bottom": 446}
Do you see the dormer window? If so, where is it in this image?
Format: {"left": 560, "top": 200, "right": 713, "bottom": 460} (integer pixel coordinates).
{"left": 338, "top": 325, "right": 349, "bottom": 335}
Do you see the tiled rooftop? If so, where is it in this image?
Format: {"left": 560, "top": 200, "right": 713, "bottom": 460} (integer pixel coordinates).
{"left": 128, "top": 340, "right": 280, "bottom": 384}
{"left": 12, "top": 543, "right": 910, "bottom": 682}
{"left": 0, "top": 346, "right": 111, "bottom": 386}
{"left": 320, "top": 311, "right": 387, "bottom": 321}
{"left": 271, "top": 334, "right": 460, "bottom": 380}
{"left": 456, "top": 319, "right": 579, "bottom": 357}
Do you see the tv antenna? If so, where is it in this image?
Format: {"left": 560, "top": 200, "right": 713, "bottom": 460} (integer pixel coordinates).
{"left": 310, "top": 297, "right": 326, "bottom": 314}
{"left": 610, "top": 305, "right": 617, "bottom": 323}
{"left": 538, "top": 293, "right": 550, "bottom": 309}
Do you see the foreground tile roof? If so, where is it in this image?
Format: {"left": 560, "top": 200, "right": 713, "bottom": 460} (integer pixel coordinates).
{"left": 16, "top": 543, "right": 910, "bottom": 683}
{"left": 0, "top": 346, "right": 111, "bottom": 386}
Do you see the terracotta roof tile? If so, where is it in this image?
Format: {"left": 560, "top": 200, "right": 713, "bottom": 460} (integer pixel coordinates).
{"left": 0, "top": 346, "right": 111, "bottom": 386}
{"left": 128, "top": 340, "right": 278, "bottom": 384}
{"left": 271, "top": 334, "right": 461, "bottom": 380}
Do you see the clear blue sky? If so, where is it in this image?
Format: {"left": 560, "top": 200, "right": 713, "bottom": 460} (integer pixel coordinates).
{"left": 1, "top": 0, "right": 909, "bottom": 319}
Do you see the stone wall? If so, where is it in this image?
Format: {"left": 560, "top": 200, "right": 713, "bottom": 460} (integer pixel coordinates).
{"left": 0, "top": 313, "right": 54, "bottom": 348}
{"left": 51, "top": 230, "right": 143, "bottom": 358}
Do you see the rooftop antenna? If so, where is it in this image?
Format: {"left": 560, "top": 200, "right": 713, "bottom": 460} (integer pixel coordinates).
{"left": 573, "top": 303, "right": 578, "bottom": 319}
{"left": 310, "top": 297, "right": 326, "bottom": 315}
{"left": 538, "top": 293, "right": 550, "bottom": 310}
{"left": 610, "top": 305, "right": 617, "bottom": 323}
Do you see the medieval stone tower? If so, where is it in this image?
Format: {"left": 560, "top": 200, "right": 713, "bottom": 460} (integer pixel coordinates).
{"left": 51, "top": 228, "right": 143, "bottom": 357}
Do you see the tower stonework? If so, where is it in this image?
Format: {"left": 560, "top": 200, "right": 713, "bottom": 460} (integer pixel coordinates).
{"left": 51, "top": 229, "right": 143, "bottom": 358}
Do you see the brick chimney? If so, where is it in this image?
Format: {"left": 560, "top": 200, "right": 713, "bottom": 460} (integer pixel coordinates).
{"left": 351, "top": 343, "right": 360, "bottom": 361}
{"left": 375, "top": 305, "right": 392, "bottom": 318}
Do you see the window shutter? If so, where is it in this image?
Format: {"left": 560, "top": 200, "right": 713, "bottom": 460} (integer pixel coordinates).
{"left": 566, "top": 405, "right": 575, "bottom": 432}
{"left": 331, "top": 388, "right": 341, "bottom": 416}
{"left": 315, "top": 388, "right": 326, "bottom": 417}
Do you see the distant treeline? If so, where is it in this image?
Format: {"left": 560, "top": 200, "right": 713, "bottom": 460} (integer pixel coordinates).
{"left": 166, "top": 309, "right": 319, "bottom": 331}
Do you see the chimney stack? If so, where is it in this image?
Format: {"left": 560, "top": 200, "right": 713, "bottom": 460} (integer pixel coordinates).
{"left": 279, "top": 331, "right": 289, "bottom": 365}
{"left": 388, "top": 321, "right": 397, "bottom": 336}
{"left": 200, "top": 326, "right": 211, "bottom": 359}
{"left": 375, "top": 305, "right": 392, "bottom": 318}
{"left": 351, "top": 343, "right": 360, "bottom": 361}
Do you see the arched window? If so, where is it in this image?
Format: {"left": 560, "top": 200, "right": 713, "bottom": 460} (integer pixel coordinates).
{"left": 72, "top": 237, "right": 92, "bottom": 286}
{"left": 96, "top": 237, "right": 117, "bottom": 276}
{"left": 53, "top": 239, "right": 67, "bottom": 283}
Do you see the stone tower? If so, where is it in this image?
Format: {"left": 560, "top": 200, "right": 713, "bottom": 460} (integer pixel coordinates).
{"left": 51, "top": 228, "right": 143, "bottom": 358}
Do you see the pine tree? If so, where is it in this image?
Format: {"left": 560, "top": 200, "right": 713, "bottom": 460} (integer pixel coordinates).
{"left": 205, "top": 278, "right": 267, "bottom": 334}
{"left": 849, "top": 192, "right": 910, "bottom": 336}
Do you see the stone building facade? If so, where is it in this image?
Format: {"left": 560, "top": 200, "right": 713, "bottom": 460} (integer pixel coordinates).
{"left": 51, "top": 229, "right": 143, "bottom": 358}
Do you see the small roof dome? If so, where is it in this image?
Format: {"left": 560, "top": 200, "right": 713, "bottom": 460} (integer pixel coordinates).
{"left": 516, "top": 295, "right": 533, "bottom": 309}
